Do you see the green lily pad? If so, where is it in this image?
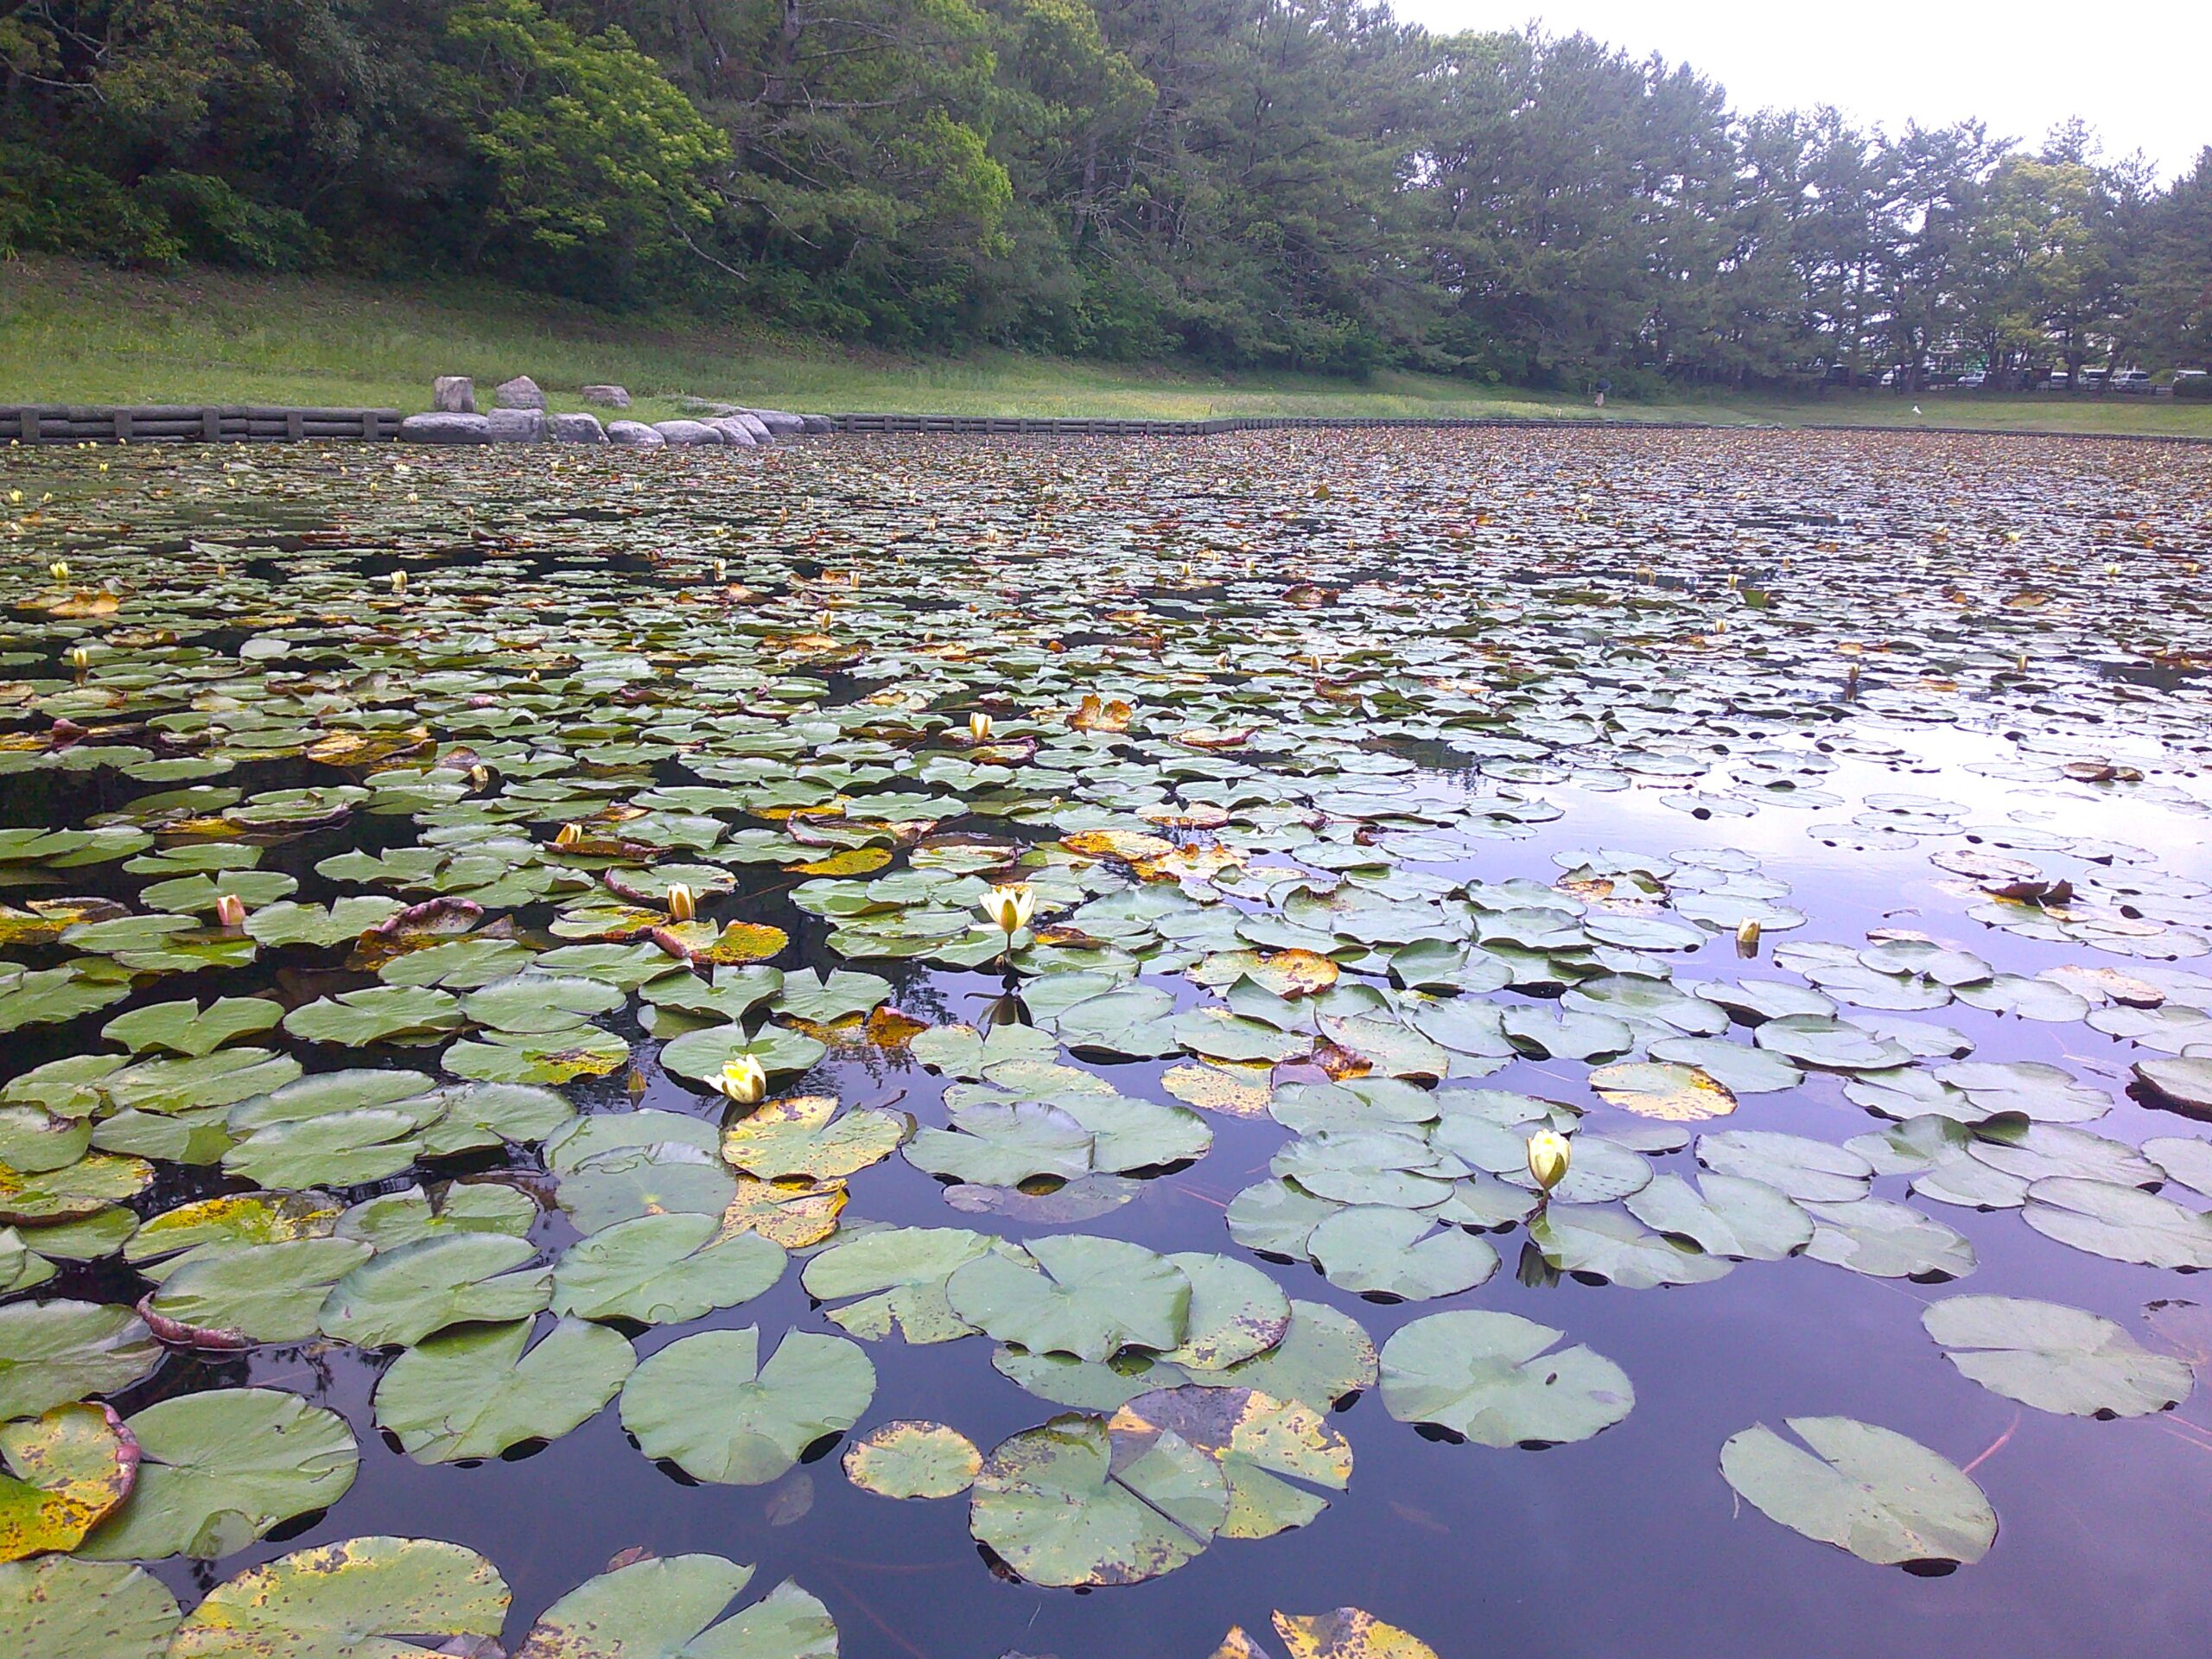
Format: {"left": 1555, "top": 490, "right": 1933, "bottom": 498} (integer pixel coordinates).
{"left": 0, "top": 1151, "right": 154, "bottom": 1225}
{"left": 128, "top": 1192, "right": 340, "bottom": 1264}
{"left": 374, "top": 1317, "right": 634, "bottom": 1462}
{"left": 945, "top": 1235, "right": 1190, "bottom": 1362}
{"left": 166, "top": 1535, "right": 511, "bottom": 1659}
{"left": 145, "top": 1237, "right": 373, "bottom": 1346}
{"left": 1719, "top": 1416, "right": 1996, "bottom": 1567}
{"left": 553, "top": 1213, "right": 785, "bottom": 1325}
{"left": 1529, "top": 1205, "right": 1736, "bottom": 1288}
{"left": 2021, "top": 1177, "right": 2212, "bottom": 1269}
{"left": 0, "top": 1556, "right": 179, "bottom": 1659}
{"left": 1109, "top": 1383, "right": 1351, "bottom": 1540}
{"left": 1307, "top": 1206, "right": 1499, "bottom": 1300}
{"left": 800, "top": 1226, "right": 1014, "bottom": 1344}
{"left": 511, "top": 1554, "right": 835, "bottom": 1659}
{"left": 80, "top": 1389, "right": 357, "bottom": 1560}
{"left": 1624, "top": 1173, "right": 1812, "bottom": 1260}
{"left": 969, "top": 1412, "right": 1228, "bottom": 1586}
{"left": 619, "top": 1326, "right": 875, "bottom": 1485}
{"left": 102, "top": 997, "right": 283, "bottom": 1057}
{"left": 843, "top": 1421, "right": 983, "bottom": 1500}
{"left": 335, "top": 1182, "right": 537, "bottom": 1250}
{"left": 1378, "top": 1310, "right": 1634, "bottom": 1446}
{"left": 318, "top": 1234, "right": 552, "bottom": 1349}
{"left": 1922, "top": 1295, "right": 2192, "bottom": 1418}
{"left": 0, "top": 1300, "right": 161, "bottom": 1418}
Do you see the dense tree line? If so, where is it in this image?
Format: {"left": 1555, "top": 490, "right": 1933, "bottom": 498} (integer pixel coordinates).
{"left": 1, "top": 0, "right": 2205, "bottom": 386}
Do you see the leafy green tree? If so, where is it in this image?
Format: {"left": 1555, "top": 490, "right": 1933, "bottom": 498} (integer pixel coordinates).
{"left": 443, "top": 0, "right": 727, "bottom": 283}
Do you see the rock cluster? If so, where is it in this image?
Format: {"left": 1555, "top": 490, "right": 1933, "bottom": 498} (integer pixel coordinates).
{"left": 403, "top": 378, "right": 830, "bottom": 446}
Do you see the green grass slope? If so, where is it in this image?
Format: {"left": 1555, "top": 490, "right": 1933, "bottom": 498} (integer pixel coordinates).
{"left": 4, "top": 257, "right": 2207, "bottom": 436}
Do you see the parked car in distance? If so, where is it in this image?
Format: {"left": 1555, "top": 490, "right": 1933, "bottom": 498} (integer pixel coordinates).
{"left": 2079, "top": 367, "right": 2108, "bottom": 388}
{"left": 1956, "top": 370, "right": 1987, "bottom": 389}
{"left": 2174, "top": 368, "right": 2210, "bottom": 399}
{"left": 2047, "top": 370, "right": 2070, "bottom": 388}
{"left": 2113, "top": 369, "right": 2152, "bottom": 391}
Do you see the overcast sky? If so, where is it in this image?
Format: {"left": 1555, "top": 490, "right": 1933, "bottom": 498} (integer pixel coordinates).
{"left": 1388, "top": 0, "right": 2212, "bottom": 179}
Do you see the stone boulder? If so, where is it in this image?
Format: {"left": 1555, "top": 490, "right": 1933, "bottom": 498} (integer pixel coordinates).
{"left": 728, "top": 410, "right": 775, "bottom": 444}
{"left": 486, "top": 408, "right": 546, "bottom": 443}
{"left": 549, "top": 412, "right": 608, "bottom": 444}
{"left": 702, "top": 417, "right": 760, "bottom": 448}
{"left": 433, "top": 377, "right": 475, "bottom": 414}
{"left": 606, "top": 421, "right": 665, "bottom": 448}
{"left": 800, "top": 415, "right": 834, "bottom": 435}
{"left": 746, "top": 407, "right": 808, "bottom": 436}
{"left": 399, "top": 413, "right": 491, "bottom": 445}
{"left": 582, "top": 385, "right": 632, "bottom": 409}
{"left": 493, "top": 376, "right": 546, "bottom": 410}
{"left": 653, "top": 420, "right": 723, "bottom": 447}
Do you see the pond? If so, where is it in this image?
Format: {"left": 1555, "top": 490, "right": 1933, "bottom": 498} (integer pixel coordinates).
{"left": 1, "top": 427, "right": 2209, "bottom": 1659}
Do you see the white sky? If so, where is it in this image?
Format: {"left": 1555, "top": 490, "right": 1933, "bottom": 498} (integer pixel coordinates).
{"left": 1388, "top": 0, "right": 2212, "bottom": 180}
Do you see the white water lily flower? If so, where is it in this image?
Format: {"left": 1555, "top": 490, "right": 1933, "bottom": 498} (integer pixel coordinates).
{"left": 981, "top": 882, "right": 1035, "bottom": 936}
{"left": 1527, "top": 1128, "right": 1572, "bottom": 1193}
{"left": 666, "top": 882, "right": 697, "bottom": 923}
{"left": 712, "top": 1053, "right": 769, "bottom": 1106}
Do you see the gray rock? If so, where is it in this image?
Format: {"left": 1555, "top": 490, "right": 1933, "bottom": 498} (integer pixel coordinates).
{"left": 800, "top": 415, "right": 834, "bottom": 435}
{"left": 549, "top": 412, "right": 608, "bottom": 444}
{"left": 653, "top": 420, "right": 723, "bottom": 447}
{"left": 606, "top": 420, "right": 665, "bottom": 448}
{"left": 399, "top": 412, "right": 492, "bottom": 445}
{"left": 582, "top": 385, "right": 632, "bottom": 409}
{"left": 702, "top": 417, "right": 760, "bottom": 448}
{"left": 433, "top": 377, "right": 475, "bottom": 415}
{"left": 486, "top": 408, "right": 546, "bottom": 443}
{"left": 493, "top": 376, "right": 545, "bottom": 410}
{"left": 728, "top": 410, "right": 775, "bottom": 444}
{"left": 746, "top": 407, "right": 808, "bottom": 436}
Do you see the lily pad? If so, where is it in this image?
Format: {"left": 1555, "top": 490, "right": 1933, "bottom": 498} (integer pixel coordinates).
{"left": 0, "top": 1300, "right": 161, "bottom": 1418}
{"left": 80, "top": 1389, "right": 357, "bottom": 1560}
{"left": 1378, "top": 1311, "right": 1634, "bottom": 1446}
{"left": 969, "top": 1412, "right": 1228, "bottom": 1586}
{"left": 842, "top": 1421, "right": 983, "bottom": 1500}
{"left": 620, "top": 1327, "right": 875, "bottom": 1485}
{"left": 166, "top": 1535, "right": 511, "bottom": 1659}
{"left": 511, "top": 1554, "right": 835, "bottom": 1659}
{"left": 0, "top": 1556, "right": 179, "bottom": 1659}
{"left": 1922, "top": 1295, "right": 2192, "bottom": 1418}
{"left": 945, "top": 1235, "right": 1191, "bottom": 1362}
{"left": 552, "top": 1213, "right": 785, "bottom": 1325}
{"left": 374, "top": 1317, "right": 635, "bottom": 1462}
{"left": 1719, "top": 1416, "right": 1996, "bottom": 1567}
{"left": 0, "top": 1402, "right": 138, "bottom": 1562}
{"left": 318, "top": 1234, "right": 552, "bottom": 1349}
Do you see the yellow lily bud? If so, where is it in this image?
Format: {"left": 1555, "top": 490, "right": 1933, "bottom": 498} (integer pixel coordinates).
{"left": 666, "top": 882, "right": 697, "bottom": 923}
{"left": 67, "top": 645, "right": 90, "bottom": 671}
{"left": 713, "top": 1053, "right": 769, "bottom": 1106}
{"left": 981, "top": 881, "right": 1036, "bottom": 936}
{"left": 1736, "top": 918, "right": 1762, "bottom": 957}
{"left": 390, "top": 570, "right": 406, "bottom": 594}
{"left": 714, "top": 558, "right": 728, "bottom": 581}
{"left": 48, "top": 561, "right": 68, "bottom": 581}
{"left": 213, "top": 893, "right": 247, "bottom": 929}
{"left": 1527, "top": 1129, "right": 1572, "bottom": 1193}
{"left": 969, "top": 712, "right": 994, "bottom": 742}
{"left": 554, "top": 822, "right": 584, "bottom": 849}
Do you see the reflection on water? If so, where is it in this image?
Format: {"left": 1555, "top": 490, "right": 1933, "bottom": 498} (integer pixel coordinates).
{"left": 1, "top": 428, "right": 2209, "bottom": 1657}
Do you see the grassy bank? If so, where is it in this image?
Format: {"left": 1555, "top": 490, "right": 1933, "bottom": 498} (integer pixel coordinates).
{"left": 4, "top": 256, "right": 2208, "bottom": 436}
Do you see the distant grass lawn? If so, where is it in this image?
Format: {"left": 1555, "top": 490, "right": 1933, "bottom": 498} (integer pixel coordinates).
{"left": 4, "top": 256, "right": 2208, "bottom": 437}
